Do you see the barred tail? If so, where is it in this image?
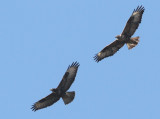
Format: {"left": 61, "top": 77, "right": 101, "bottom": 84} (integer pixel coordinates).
{"left": 62, "top": 91, "right": 75, "bottom": 105}
{"left": 127, "top": 37, "right": 140, "bottom": 49}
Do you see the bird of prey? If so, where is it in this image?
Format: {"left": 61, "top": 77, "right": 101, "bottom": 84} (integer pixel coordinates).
{"left": 31, "top": 62, "right": 80, "bottom": 111}
{"left": 94, "top": 5, "right": 145, "bottom": 62}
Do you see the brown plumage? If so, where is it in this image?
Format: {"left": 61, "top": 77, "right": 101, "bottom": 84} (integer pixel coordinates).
{"left": 94, "top": 5, "right": 145, "bottom": 62}
{"left": 31, "top": 62, "right": 80, "bottom": 111}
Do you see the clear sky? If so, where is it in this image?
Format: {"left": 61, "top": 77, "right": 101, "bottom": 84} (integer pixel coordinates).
{"left": 0, "top": 0, "right": 160, "bottom": 119}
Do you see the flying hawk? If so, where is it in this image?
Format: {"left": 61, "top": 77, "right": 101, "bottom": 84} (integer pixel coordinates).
{"left": 94, "top": 5, "right": 145, "bottom": 62}
{"left": 31, "top": 62, "right": 80, "bottom": 111}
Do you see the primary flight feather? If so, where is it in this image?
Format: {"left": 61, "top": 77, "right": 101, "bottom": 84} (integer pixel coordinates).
{"left": 31, "top": 62, "right": 80, "bottom": 111}
{"left": 94, "top": 5, "right": 145, "bottom": 62}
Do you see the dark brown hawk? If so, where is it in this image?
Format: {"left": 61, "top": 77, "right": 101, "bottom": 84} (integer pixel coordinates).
{"left": 31, "top": 62, "right": 80, "bottom": 111}
{"left": 94, "top": 6, "right": 145, "bottom": 62}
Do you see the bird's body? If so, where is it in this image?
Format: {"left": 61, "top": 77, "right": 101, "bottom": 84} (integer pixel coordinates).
{"left": 50, "top": 88, "right": 64, "bottom": 97}
{"left": 116, "top": 34, "right": 130, "bottom": 42}
{"left": 94, "top": 6, "right": 145, "bottom": 62}
{"left": 31, "top": 62, "right": 80, "bottom": 111}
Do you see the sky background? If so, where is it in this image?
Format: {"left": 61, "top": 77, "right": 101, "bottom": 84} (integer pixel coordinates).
{"left": 0, "top": 0, "right": 160, "bottom": 119}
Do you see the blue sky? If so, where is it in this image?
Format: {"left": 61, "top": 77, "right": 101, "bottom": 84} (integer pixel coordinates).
{"left": 0, "top": 0, "right": 160, "bottom": 119}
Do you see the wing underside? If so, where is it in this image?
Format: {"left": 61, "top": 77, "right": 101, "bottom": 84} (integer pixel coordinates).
{"left": 94, "top": 40, "right": 125, "bottom": 62}
{"left": 63, "top": 62, "right": 80, "bottom": 91}
{"left": 122, "top": 5, "right": 145, "bottom": 37}
{"left": 31, "top": 93, "right": 60, "bottom": 111}
{"left": 57, "top": 62, "right": 80, "bottom": 92}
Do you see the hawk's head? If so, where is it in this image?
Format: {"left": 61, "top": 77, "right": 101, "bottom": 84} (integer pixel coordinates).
{"left": 50, "top": 88, "right": 57, "bottom": 92}
{"left": 115, "top": 35, "right": 121, "bottom": 39}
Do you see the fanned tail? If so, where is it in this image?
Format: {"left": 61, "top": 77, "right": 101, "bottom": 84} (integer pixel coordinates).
{"left": 127, "top": 37, "right": 140, "bottom": 49}
{"left": 62, "top": 91, "right": 75, "bottom": 105}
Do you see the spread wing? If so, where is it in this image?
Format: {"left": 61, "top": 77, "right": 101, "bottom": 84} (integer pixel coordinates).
{"left": 57, "top": 72, "right": 69, "bottom": 90}
{"left": 122, "top": 5, "right": 145, "bottom": 37}
{"left": 94, "top": 40, "right": 125, "bottom": 62}
{"left": 57, "top": 62, "right": 79, "bottom": 92}
{"left": 31, "top": 93, "right": 60, "bottom": 111}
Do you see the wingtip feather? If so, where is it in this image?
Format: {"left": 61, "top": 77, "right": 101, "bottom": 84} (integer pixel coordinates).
{"left": 31, "top": 104, "right": 38, "bottom": 112}
{"left": 133, "top": 5, "right": 145, "bottom": 14}
{"left": 68, "top": 61, "right": 80, "bottom": 69}
{"left": 93, "top": 54, "right": 100, "bottom": 63}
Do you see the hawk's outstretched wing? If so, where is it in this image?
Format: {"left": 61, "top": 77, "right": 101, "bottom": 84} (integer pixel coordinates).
{"left": 56, "top": 72, "right": 69, "bottom": 90}
{"left": 94, "top": 40, "right": 125, "bottom": 62}
{"left": 57, "top": 62, "right": 80, "bottom": 92}
{"left": 31, "top": 93, "right": 60, "bottom": 111}
{"left": 122, "top": 5, "right": 145, "bottom": 37}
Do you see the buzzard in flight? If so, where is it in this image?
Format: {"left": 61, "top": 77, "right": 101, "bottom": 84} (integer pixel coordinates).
{"left": 31, "top": 62, "right": 80, "bottom": 111}
{"left": 94, "top": 5, "right": 145, "bottom": 62}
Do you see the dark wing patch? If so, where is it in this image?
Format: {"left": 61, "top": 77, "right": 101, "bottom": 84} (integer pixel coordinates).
{"left": 62, "top": 62, "right": 80, "bottom": 92}
{"left": 122, "top": 5, "right": 145, "bottom": 37}
{"left": 31, "top": 93, "right": 60, "bottom": 111}
{"left": 94, "top": 40, "right": 125, "bottom": 62}
{"left": 57, "top": 72, "right": 69, "bottom": 90}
